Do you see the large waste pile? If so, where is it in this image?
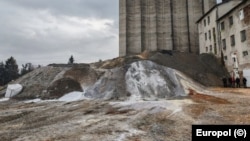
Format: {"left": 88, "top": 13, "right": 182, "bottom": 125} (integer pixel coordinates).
{"left": 0, "top": 51, "right": 229, "bottom": 100}
{"left": 0, "top": 52, "right": 241, "bottom": 141}
{"left": 84, "top": 60, "right": 202, "bottom": 101}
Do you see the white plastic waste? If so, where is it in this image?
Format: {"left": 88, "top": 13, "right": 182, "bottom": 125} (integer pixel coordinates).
{"left": 5, "top": 84, "right": 23, "bottom": 98}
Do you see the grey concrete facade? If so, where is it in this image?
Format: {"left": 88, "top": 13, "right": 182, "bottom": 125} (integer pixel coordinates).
{"left": 119, "top": 0, "right": 216, "bottom": 56}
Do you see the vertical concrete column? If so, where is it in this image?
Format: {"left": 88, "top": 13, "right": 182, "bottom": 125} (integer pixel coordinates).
{"left": 141, "top": 0, "right": 157, "bottom": 52}
{"left": 119, "top": 0, "right": 127, "bottom": 56}
{"left": 188, "top": 0, "right": 204, "bottom": 54}
{"left": 119, "top": 0, "right": 215, "bottom": 56}
{"left": 156, "top": 0, "right": 173, "bottom": 50}
{"left": 172, "top": 0, "right": 189, "bottom": 52}
{"left": 141, "top": 0, "right": 147, "bottom": 51}
{"left": 126, "top": 0, "right": 142, "bottom": 54}
{"left": 149, "top": 0, "right": 157, "bottom": 51}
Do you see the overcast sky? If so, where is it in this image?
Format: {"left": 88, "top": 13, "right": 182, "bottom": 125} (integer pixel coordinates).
{"left": 0, "top": 0, "right": 119, "bottom": 66}
{"left": 0, "top": 0, "right": 222, "bottom": 67}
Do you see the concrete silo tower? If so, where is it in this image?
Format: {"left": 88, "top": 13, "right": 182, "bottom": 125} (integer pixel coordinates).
{"left": 119, "top": 0, "right": 217, "bottom": 56}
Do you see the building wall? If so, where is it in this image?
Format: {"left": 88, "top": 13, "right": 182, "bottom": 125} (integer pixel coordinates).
{"left": 198, "top": 9, "right": 220, "bottom": 57}
{"left": 119, "top": 0, "right": 216, "bottom": 56}
{"left": 219, "top": 1, "right": 250, "bottom": 72}
{"left": 119, "top": 0, "right": 127, "bottom": 56}
{"left": 198, "top": 1, "right": 242, "bottom": 58}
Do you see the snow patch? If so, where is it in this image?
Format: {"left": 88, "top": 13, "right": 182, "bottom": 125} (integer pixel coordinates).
{"left": 0, "top": 98, "right": 9, "bottom": 102}
{"left": 24, "top": 98, "right": 42, "bottom": 103}
{"left": 58, "top": 91, "right": 84, "bottom": 102}
{"left": 24, "top": 91, "right": 88, "bottom": 103}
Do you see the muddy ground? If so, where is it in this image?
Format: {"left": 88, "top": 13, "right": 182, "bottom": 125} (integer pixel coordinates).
{"left": 0, "top": 87, "right": 249, "bottom": 141}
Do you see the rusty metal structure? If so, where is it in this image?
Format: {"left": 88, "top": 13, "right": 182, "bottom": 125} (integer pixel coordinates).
{"left": 119, "top": 0, "right": 216, "bottom": 56}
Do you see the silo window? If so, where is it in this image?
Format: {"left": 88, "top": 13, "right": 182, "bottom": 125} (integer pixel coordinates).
{"left": 229, "top": 16, "right": 233, "bottom": 26}
{"left": 209, "top": 30, "right": 211, "bottom": 40}
{"left": 222, "top": 39, "right": 226, "bottom": 50}
{"left": 221, "top": 22, "right": 225, "bottom": 30}
{"left": 241, "top": 30, "right": 246, "bottom": 42}
{"left": 230, "top": 35, "right": 235, "bottom": 46}
{"left": 214, "top": 44, "right": 217, "bottom": 55}
{"left": 239, "top": 10, "right": 244, "bottom": 20}
{"left": 243, "top": 51, "right": 248, "bottom": 57}
{"left": 213, "top": 28, "right": 216, "bottom": 40}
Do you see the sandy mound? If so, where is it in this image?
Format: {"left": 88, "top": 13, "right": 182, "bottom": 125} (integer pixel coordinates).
{"left": 84, "top": 60, "right": 204, "bottom": 101}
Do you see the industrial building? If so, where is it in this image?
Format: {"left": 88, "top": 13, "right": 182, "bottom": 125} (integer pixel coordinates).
{"left": 197, "top": 0, "right": 250, "bottom": 77}
{"left": 197, "top": 0, "right": 242, "bottom": 58}
{"left": 119, "top": 0, "right": 216, "bottom": 56}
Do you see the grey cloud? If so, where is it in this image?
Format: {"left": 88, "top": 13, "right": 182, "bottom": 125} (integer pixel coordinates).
{"left": 0, "top": 0, "right": 119, "bottom": 66}
{"left": 5, "top": 0, "right": 119, "bottom": 19}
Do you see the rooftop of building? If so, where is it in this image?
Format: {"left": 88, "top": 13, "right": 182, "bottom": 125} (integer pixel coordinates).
{"left": 196, "top": 0, "right": 243, "bottom": 23}
{"left": 217, "top": 0, "right": 248, "bottom": 21}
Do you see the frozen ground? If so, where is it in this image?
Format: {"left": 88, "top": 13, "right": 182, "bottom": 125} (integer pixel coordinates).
{"left": 0, "top": 88, "right": 250, "bottom": 141}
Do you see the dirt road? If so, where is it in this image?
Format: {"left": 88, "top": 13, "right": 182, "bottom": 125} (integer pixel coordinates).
{"left": 0, "top": 87, "right": 249, "bottom": 141}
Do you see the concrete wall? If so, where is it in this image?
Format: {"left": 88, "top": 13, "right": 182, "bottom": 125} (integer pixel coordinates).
{"left": 187, "top": 0, "right": 204, "bottom": 53}
{"left": 119, "top": 0, "right": 216, "bottom": 56}
{"left": 126, "top": 0, "right": 142, "bottom": 55}
{"left": 172, "top": 0, "right": 188, "bottom": 52}
{"left": 119, "top": 0, "right": 127, "bottom": 56}
{"left": 198, "top": 9, "right": 220, "bottom": 57}
{"left": 155, "top": 0, "right": 172, "bottom": 51}
{"left": 141, "top": 0, "right": 157, "bottom": 52}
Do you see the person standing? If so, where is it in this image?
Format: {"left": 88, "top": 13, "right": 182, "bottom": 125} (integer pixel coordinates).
{"left": 232, "top": 77, "right": 236, "bottom": 88}
{"left": 228, "top": 77, "right": 232, "bottom": 88}
{"left": 243, "top": 77, "right": 247, "bottom": 88}
{"left": 236, "top": 77, "right": 240, "bottom": 88}
{"left": 222, "top": 77, "right": 227, "bottom": 87}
